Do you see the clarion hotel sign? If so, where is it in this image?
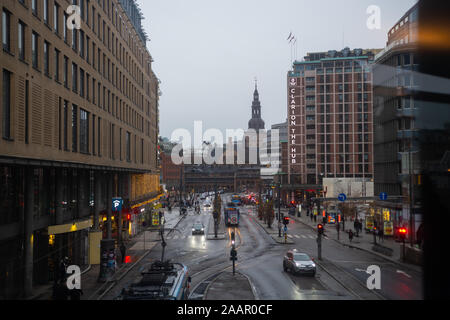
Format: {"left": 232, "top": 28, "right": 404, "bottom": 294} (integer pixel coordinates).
{"left": 288, "top": 75, "right": 301, "bottom": 174}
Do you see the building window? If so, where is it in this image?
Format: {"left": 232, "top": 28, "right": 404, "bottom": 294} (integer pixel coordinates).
{"left": 18, "top": 21, "right": 26, "bottom": 60}
{"left": 2, "top": 10, "right": 11, "bottom": 52}
{"left": 63, "top": 100, "right": 68, "bottom": 150}
{"left": 72, "top": 29, "right": 78, "bottom": 51}
{"left": 54, "top": 49, "right": 60, "bottom": 81}
{"left": 92, "top": 114, "right": 96, "bottom": 155}
{"left": 97, "top": 117, "right": 101, "bottom": 156}
{"left": 32, "top": 0, "right": 38, "bottom": 16}
{"left": 79, "top": 30, "right": 84, "bottom": 58}
{"left": 54, "top": 3, "right": 60, "bottom": 33}
{"left": 72, "top": 63, "right": 78, "bottom": 92}
{"left": 44, "top": 41, "right": 50, "bottom": 76}
{"left": 32, "top": 32, "right": 39, "bottom": 69}
{"left": 119, "top": 128, "right": 122, "bottom": 160}
{"left": 2, "top": 70, "right": 12, "bottom": 139}
{"left": 86, "top": 36, "right": 90, "bottom": 63}
{"left": 80, "top": 0, "right": 85, "bottom": 20}
{"left": 72, "top": 104, "right": 78, "bottom": 152}
{"left": 80, "top": 108, "right": 89, "bottom": 153}
{"left": 63, "top": 13, "right": 68, "bottom": 42}
{"left": 63, "top": 56, "right": 68, "bottom": 87}
{"left": 44, "top": 0, "right": 49, "bottom": 24}
{"left": 86, "top": 73, "right": 90, "bottom": 100}
{"left": 110, "top": 123, "right": 115, "bottom": 160}
{"left": 79, "top": 68, "right": 85, "bottom": 97}
{"left": 126, "top": 131, "right": 131, "bottom": 162}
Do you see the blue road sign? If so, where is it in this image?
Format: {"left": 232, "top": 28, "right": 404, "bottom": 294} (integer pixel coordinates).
{"left": 338, "top": 193, "right": 347, "bottom": 202}
{"left": 284, "top": 226, "right": 288, "bottom": 232}
{"left": 112, "top": 197, "right": 123, "bottom": 211}
{"left": 379, "top": 192, "right": 388, "bottom": 201}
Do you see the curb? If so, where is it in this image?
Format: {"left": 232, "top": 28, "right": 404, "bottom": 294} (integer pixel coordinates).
{"left": 252, "top": 215, "right": 294, "bottom": 244}
{"left": 202, "top": 272, "right": 224, "bottom": 300}
{"left": 294, "top": 217, "right": 421, "bottom": 274}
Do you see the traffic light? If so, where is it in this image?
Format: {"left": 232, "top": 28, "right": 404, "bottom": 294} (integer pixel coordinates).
{"left": 283, "top": 217, "right": 290, "bottom": 226}
{"left": 398, "top": 227, "right": 407, "bottom": 240}
{"left": 126, "top": 213, "right": 131, "bottom": 221}
{"left": 317, "top": 223, "right": 324, "bottom": 235}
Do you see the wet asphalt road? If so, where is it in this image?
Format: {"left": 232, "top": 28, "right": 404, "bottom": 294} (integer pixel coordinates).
{"left": 102, "top": 193, "right": 422, "bottom": 300}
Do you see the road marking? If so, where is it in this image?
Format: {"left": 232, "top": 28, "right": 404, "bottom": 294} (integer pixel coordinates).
{"left": 287, "top": 234, "right": 293, "bottom": 238}
{"left": 294, "top": 235, "right": 300, "bottom": 238}
{"left": 301, "top": 235, "right": 307, "bottom": 238}
{"left": 397, "top": 270, "right": 412, "bottom": 278}
{"left": 355, "top": 268, "right": 367, "bottom": 273}
{"left": 173, "top": 235, "right": 179, "bottom": 239}
{"left": 308, "top": 235, "right": 314, "bottom": 239}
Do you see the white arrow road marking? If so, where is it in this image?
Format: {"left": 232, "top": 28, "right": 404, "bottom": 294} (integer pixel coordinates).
{"left": 397, "top": 270, "right": 412, "bottom": 278}
{"left": 355, "top": 268, "right": 367, "bottom": 272}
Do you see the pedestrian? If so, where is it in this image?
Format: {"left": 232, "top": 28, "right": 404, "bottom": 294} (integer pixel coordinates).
{"left": 313, "top": 214, "right": 317, "bottom": 222}
{"left": 354, "top": 219, "right": 359, "bottom": 237}
{"left": 120, "top": 242, "right": 126, "bottom": 264}
{"left": 58, "top": 257, "right": 69, "bottom": 284}
{"left": 379, "top": 228, "right": 384, "bottom": 242}
{"left": 349, "top": 229, "right": 354, "bottom": 242}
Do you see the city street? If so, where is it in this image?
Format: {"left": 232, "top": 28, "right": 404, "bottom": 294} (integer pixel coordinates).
{"left": 99, "top": 194, "right": 422, "bottom": 300}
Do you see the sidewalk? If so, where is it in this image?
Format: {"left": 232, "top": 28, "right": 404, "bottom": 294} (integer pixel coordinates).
{"left": 284, "top": 208, "right": 422, "bottom": 273}
{"left": 246, "top": 206, "right": 294, "bottom": 244}
{"left": 29, "top": 207, "right": 185, "bottom": 300}
{"left": 204, "top": 271, "right": 255, "bottom": 300}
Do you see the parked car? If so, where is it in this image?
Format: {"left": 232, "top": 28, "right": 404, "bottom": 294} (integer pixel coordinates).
{"left": 192, "top": 222, "right": 205, "bottom": 235}
{"left": 283, "top": 250, "right": 316, "bottom": 276}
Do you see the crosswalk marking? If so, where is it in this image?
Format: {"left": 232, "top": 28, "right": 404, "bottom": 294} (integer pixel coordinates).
{"left": 287, "top": 234, "right": 293, "bottom": 239}
{"left": 302, "top": 235, "right": 307, "bottom": 238}
{"left": 294, "top": 235, "right": 300, "bottom": 238}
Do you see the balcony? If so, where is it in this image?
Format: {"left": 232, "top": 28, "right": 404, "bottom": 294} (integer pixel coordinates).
{"left": 397, "top": 129, "right": 419, "bottom": 140}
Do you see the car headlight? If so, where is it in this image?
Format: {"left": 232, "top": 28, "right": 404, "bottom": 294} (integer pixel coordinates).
{"left": 311, "top": 263, "right": 316, "bottom": 267}
{"left": 201, "top": 228, "right": 204, "bottom": 231}
{"left": 192, "top": 228, "right": 195, "bottom": 231}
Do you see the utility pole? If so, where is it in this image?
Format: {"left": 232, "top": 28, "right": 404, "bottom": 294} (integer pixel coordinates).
{"left": 278, "top": 179, "right": 281, "bottom": 238}
{"left": 409, "top": 146, "right": 415, "bottom": 247}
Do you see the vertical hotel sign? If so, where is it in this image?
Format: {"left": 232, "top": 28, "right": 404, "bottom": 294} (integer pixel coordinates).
{"left": 288, "top": 74, "right": 301, "bottom": 176}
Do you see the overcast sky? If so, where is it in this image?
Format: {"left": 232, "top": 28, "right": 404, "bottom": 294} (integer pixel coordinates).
{"left": 136, "top": 0, "right": 417, "bottom": 140}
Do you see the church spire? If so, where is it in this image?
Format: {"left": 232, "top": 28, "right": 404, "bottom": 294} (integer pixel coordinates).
{"left": 248, "top": 79, "right": 265, "bottom": 130}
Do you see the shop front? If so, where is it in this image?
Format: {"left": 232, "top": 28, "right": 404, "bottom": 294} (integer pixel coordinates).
{"left": 47, "top": 218, "right": 92, "bottom": 282}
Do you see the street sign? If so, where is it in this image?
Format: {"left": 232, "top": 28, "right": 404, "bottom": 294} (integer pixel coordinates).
{"left": 284, "top": 226, "right": 288, "bottom": 232}
{"left": 379, "top": 192, "right": 388, "bottom": 201}
{"left": 338, "top": 193, "right": 347, "bottom": 202}
{"left": 112, "top": 197, "right": 123, "bottom": 211}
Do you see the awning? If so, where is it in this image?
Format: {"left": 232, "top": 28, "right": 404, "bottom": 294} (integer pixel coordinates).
{"left": 131, "top": 193, "right": 164, "bottom": 209}
{"left": 48, "top": 218, "right": 93, "bottom": 235}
